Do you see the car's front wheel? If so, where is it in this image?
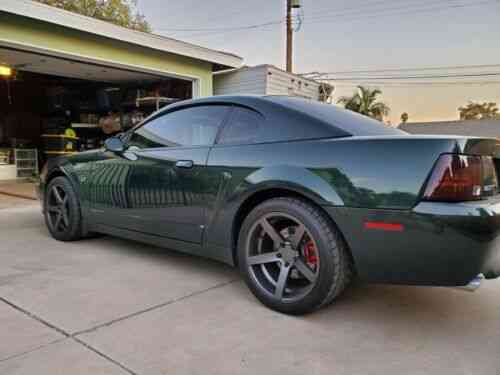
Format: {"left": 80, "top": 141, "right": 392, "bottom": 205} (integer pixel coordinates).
{"left": 44, "top": 176, "right": 83, "bottom": 242}
{"left": 238, "top": 197, "right": 352, "bottom": 315}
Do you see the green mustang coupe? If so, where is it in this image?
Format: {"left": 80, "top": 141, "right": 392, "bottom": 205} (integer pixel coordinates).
{"left": 40, "top": 95, "right": 500, "bottom": 314}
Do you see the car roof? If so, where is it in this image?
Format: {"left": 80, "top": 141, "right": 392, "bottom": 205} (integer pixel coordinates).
{"left": 152, "top": 95, "right": 403, "bottom": 138}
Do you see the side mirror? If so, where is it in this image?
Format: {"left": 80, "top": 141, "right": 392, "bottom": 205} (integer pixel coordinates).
{"left": 104, "top": 137, "right": 125, "bottom": 153}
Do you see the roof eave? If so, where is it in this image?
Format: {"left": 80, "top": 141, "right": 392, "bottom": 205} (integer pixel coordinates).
{"left": 0, "top": 0, "right": 243, "bottom": 70}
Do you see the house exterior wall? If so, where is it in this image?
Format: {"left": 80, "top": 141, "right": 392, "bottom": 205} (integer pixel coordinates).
{"left": 0, "top": 12, "right": 214, "bottom": 97}
{"left": 214, "top": 65, "right": 320, "bottom": 100}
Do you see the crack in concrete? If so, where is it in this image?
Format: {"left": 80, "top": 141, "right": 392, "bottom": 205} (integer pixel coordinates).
{"left": 0, "top": 278, "right": 240, "bottom": 374}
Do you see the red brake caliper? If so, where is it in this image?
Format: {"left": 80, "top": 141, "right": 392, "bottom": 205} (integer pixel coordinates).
{"left": 304, "top": 240, "right": 318, "bottom": 268}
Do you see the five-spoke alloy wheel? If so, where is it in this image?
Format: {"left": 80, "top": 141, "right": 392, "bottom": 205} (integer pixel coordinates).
{"left": 246, "top": 213, "right": 320, "bottom": 302}
{"left": 46, "top": 184, "right": 71, "bottom": 234}
{"left": 238, "top": 197, "right": 351, "bottom": 314}
{"left": 44, "top": 176, "right": 83, "bottom": 241}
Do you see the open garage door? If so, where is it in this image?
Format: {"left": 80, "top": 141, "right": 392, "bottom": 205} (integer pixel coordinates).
{"left": 0, "top": 46, "right": 195, "bottom": 181}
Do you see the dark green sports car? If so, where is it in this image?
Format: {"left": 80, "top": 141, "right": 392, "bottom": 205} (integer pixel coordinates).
{"left": 40, "top": 95, "right": 500, "bottom": 314}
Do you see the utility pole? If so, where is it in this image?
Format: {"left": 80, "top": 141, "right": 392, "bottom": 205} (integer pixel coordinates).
{"left": 286, "top": 0, "right": 302, "bottom": 73}
{"left": 286, "top": 0, "right": 293, "bottom": 73}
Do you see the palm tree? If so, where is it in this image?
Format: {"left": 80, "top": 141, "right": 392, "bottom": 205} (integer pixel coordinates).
{"left": 401, "top": 112, "right": 409, "bottom": 124}
{"left": 458, "top": 101, "right": 499, "bottom": 120}
{"left": 337, "top": 86, "right": 390, "bottom": 121}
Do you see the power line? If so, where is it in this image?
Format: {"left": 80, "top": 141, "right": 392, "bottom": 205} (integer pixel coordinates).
{"left": 302, "top": 64, "right": 500, "bottom": 76}
{"left": 301, "top": 0, "right": 498, "bottom": 25}
{"left": 303, "top": 0, "right": 465, "bottom": 19}
{"left": 175, "top": 21, "right": 284, "bottom": 39}
{"left": 154, "top": 19, "right": 284, "bottom": 33}
{"left": 150, "top": 0, "right": 496, "bottom": 46}
{"left": 156, "top": 0, "right": 484, "bottom": 34}
{"left": 304, "top": 0, "right": 428, "bottom": 16}
{"left": 162, "top": 0, "right": 496, "bottom": 42}
{"left": 333, "top": 81, "right": 500, "bottom": 86}
{"left": 318, "top": 72, "right": 500, "bottom": 81}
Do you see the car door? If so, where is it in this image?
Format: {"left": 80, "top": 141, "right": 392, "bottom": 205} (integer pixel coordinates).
{"left": 89, "top": 104, "right": 231, "bottom": 244}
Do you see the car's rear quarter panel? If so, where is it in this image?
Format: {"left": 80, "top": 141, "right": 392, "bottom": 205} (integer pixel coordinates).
{"left": 206, "top": 135, "right": 500, "bottom": 285}
{"left": 205, "top": 137, "right": 455, "bottom": 255}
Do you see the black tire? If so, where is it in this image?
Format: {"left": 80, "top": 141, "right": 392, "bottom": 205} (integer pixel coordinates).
{"left": 44, "top": 176, "right": 84, "bottom": 242}
{"left": 237, "top": 197, "right": 351, "bottom": 315}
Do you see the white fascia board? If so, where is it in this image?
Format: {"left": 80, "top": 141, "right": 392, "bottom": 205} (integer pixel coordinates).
{"left": 0, "top": 0, "right": 243, "bottom": 69}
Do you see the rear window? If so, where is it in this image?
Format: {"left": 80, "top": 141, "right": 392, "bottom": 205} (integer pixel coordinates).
{"left": 266, "top": 96, "right": 405, "bottom": 136}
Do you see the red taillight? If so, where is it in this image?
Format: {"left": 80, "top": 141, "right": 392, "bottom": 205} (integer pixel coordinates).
{"left": 423, "top": 154, "right": 498, "bottom": 202}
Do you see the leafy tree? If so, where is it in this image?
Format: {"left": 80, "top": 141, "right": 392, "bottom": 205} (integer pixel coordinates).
{"left": 400, "top": 112, "right": 409, "bottom": 124}
{"left": 34, "top": 0, "right": 151, "bottom": 32}
{"left": 458, "top": 101, "right": 499, "bottom": 120}
{"left": 337, "top": 86, "right": 390, "bottom": 121}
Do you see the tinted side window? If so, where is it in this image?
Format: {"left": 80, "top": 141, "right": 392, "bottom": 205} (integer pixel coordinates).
{"left": 129, "top": 105, "right": 229, "bottom": 148}
{"left": 218, "top": 107, "right": 263, "bottom": 145}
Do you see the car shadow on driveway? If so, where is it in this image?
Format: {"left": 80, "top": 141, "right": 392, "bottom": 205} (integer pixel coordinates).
{"left": 310, "top": 279, "right": 499, "bottom": 338}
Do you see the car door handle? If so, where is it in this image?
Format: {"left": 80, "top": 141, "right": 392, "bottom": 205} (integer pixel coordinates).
{"left": 175, "top": 160, "right": 194, "bottom": 169}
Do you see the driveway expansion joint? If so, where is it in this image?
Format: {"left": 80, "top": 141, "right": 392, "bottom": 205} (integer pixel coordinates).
{"left": 73, "top": 278, "right": 240, "bottom": 337}
{"left": 1, "top": 279, "right": 239, "bottom": 374}
{"left": 72, "top": 336, "right": 139, "bottom": 375}
{"left": 0, "top": 338, "right": 67, "bottom": 363}
{"left": 0, "top": 296, "right": 138, "bottom": 374}
{"left": 0, "top": 296, "right": 70, "bottom": 337}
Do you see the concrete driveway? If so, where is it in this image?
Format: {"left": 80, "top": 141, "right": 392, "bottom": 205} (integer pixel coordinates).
{"left": 1, "top": 199, "right": 500, "bottom": 375}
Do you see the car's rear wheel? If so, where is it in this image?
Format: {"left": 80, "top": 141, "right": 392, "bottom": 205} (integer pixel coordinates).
{"left": 44, "top": 176, "right": 83, "bottom": 242}
{"left": 238, "top": 197, "right": 351, "bottom": 315}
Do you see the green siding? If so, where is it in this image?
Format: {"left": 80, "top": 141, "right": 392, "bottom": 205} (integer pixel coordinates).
{"left": 0, "top": 13, "right": 213, "bottom": 96}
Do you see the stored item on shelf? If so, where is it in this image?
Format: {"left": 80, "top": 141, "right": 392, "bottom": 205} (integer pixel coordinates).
{"left": 0, "top": 150, "right": 10, "bottom": 165}
{"left": 74, "top": 91, "right": 97, "bottom": 112}
{"left": 47, "top": 87, "right": 72, "bottom": 112}
{"left": 43, "top": 115, "right": 70, "bottom": 133}
{"left": 80, "top": 137, "right": 101, "bottom": 151}
{"left": 100, "top": 113, "right": 121, "bottom": 134}
{"left": 105, "top": 87, "right": 122, "bottom": 110}
{"left": 64, "top": 128, "right": 77, "bottom": 138}
{"left": 41, "top": 134, "right": 79, "bottom": 153}
{"left": 96, "top": 89, "right": 111, "bottom": 111}
{"left": 121, "top": 110, "right": 145, "bottom": 129}
{"left": 79, "top": 113, "right": 99, "bottom": 124}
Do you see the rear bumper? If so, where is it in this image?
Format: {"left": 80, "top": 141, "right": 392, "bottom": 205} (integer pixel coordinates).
{"left": 325, "top": 199, "right": 500, "bottom": 286}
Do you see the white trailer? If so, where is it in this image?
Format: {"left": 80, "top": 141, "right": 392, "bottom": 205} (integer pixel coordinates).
{"left": 214, "top": 64, "right": 322, "bottom": 100}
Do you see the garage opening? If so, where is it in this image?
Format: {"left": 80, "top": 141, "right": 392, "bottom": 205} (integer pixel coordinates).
{"left": 0, "top": 47, "right": 194, "bottom": 186}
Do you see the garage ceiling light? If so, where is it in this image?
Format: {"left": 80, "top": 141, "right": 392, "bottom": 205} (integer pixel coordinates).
{"left": 0, "top": 65, "right": 12, "bottom": 77}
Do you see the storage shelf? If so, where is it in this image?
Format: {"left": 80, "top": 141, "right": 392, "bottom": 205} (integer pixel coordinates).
{"left": 14, "top": 148, "right": 38, "bottom": 179}
{"left": 72, "top": 123, "right": 100, "bottom": 128}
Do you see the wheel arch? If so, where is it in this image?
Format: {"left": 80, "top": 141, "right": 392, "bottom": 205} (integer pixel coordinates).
{"left": 45, "top": 167, "right": 80, "bottom": 198}
{"left": 46, "top": 168, "right": 67, "bottom": 184}
{"left": 231, "top": 187, "right": 355, "bottom": 273}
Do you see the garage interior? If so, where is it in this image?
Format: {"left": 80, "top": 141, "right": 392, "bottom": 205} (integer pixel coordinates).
{"left": 0, "top": 47, "right": 194, "bottom": 186}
